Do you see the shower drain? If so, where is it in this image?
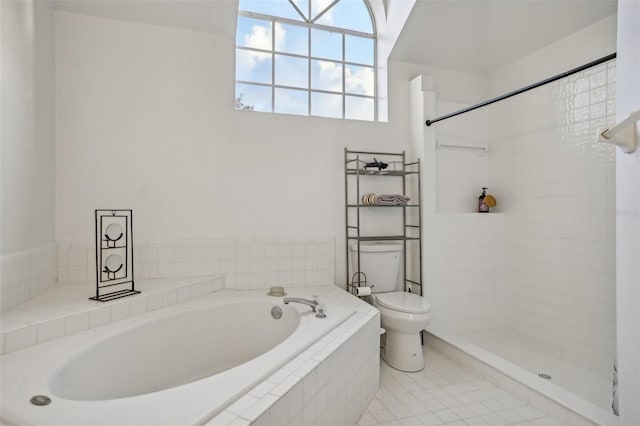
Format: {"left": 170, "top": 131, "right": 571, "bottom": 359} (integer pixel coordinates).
{"left": 538, "top": 373, "right": 552, "bottom": 380}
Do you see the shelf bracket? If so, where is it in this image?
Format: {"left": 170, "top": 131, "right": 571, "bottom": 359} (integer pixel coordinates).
{"left": 597, "top": 109, "right": 639, "bottom": 154}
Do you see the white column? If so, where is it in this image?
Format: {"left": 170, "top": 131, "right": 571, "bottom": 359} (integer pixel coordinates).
{"left": 615, "top": 1, "right": 640, "bottom": 424}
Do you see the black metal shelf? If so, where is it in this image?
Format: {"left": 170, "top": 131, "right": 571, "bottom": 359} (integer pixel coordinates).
{"left": 345, "top": 168, "right": 419, "bottom": 176}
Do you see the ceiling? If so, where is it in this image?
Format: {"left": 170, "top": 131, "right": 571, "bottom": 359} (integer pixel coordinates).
{"left": 53, "top": 0, "right": 240, "bottom": 36}
{"left": 390, "top": 0, "right": 617, "bottom": 73}
{"left": 53, "top": 0, "right": 617, "bottom": 74}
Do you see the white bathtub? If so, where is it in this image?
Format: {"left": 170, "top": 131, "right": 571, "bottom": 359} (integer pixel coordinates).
{"left": 1, "top": 294, "right": 355, "bottom": 425}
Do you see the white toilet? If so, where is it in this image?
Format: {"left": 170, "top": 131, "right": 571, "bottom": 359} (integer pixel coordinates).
{"left": 350, "top": 242, "right": 432, "bottom": 372}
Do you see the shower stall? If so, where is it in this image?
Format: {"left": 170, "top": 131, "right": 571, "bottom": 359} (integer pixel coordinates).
{"left": 413, "top": 54, "right": 618, "bottom": 425}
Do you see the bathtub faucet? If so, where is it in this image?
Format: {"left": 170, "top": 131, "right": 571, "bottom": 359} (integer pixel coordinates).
{"left": 283, "top": 297, "right": 326, "bottom": 318}
{"left": 283, "top": 297, "right": 317, "bottom": 312}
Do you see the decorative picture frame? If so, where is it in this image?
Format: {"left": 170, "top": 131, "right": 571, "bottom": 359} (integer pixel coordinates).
{"left": 91, "top": 209, "right": 139, "bottom": 302}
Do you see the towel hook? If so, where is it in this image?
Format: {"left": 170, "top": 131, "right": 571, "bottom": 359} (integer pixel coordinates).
{"left": 597, "top": 109, "right": 639, "bottom": 154}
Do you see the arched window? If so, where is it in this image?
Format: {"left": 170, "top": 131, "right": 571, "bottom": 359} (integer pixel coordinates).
{"left": 235, "top": 0, "right": 376, "bottom": 121}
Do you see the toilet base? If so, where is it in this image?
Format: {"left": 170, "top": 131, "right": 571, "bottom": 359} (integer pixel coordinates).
{"left": 381, "top": 330, "right": 424, "bottom": 372}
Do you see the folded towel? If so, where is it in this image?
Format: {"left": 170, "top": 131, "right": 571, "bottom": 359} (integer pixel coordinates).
{"left": 361, "top": 193, "right": 410, "bottom": 206}
{"left": 364, "top": 158, "right": 388, "bottom": 170}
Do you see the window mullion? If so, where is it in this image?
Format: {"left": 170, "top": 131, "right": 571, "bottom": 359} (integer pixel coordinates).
{"left": 342, "top": 33, "right": 346, "bottom": 119}
{"left": 287, "top": 0, "right": 307, "bottom": 21}
{"left": 310, "top": 0, "right": 340, "bottom": 23}
{"left": 373, "top": 36, "right": 378, "bottom": 121}
{"left": 271, "top": 18, "right": 276, "bottom": 113}
{"left": 308, "top": 26, "right": 312, "bottom": 115}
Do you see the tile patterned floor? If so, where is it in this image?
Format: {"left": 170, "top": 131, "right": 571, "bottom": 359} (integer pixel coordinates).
{"left": 357, "top": 348, "right": 562, "bottom": 426}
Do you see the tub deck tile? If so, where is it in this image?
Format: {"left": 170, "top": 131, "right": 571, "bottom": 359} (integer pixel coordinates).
{"left": 227, "top": 395, "right": 259, "bottom": 417}
{"left": 270, "top": 373, "right": 303, "bottom": 397}
{"left": 204, "top": 410, "right": 240, "bottom": 426}
{"left": 241, "top": 393, "right": 279, "bottom": 422}
{"left": 249, "top": 379, "right": 278, "bottom": 399}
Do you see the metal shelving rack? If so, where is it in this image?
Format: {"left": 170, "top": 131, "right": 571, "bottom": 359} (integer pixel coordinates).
{"left": 344, "top": 148, "right": 423, "bottom": 296}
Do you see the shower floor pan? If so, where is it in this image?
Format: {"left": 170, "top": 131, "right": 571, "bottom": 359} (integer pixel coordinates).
{"left": 461, "top": 329, "right": 612, "bottom": 409}
{"left": 427, "top": 327, "right": 618, "bottom": 426}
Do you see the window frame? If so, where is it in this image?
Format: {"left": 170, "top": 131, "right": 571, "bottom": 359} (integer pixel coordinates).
{"left": 235, "top": 1, "right": 377, "bottom": 121}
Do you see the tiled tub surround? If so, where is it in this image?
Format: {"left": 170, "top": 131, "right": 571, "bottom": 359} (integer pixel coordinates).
{"left": 209, "top": 288, "right": 380, "bottom": 426}
{"left": 1, "top": 275, "right": 224, "bottom": 355}
{"left": 57, "top": 236, "right": 335, "bottom": 289}
{"left": 2, "top": 236, "right": 334, "bottom": 355}
{"left": 0, "top": 285, "right": 380, "bottom": 426}
{"left": 0, "top": 244, "right": 58, "bottom": 313}
{"left": 426, "top": 331, "right": 617, "bottom": 426}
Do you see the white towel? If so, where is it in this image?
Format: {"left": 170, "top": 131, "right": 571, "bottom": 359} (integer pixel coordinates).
{"left": 361, "top": 193, "right": 410, "bottom": 206}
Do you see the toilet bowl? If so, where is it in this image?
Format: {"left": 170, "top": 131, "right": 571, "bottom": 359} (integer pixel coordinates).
{"left": 349, "top": 242, "right": 433, "bottom": 372}
{"left": 373, "top": 291, "right": 432, "bottom": 372}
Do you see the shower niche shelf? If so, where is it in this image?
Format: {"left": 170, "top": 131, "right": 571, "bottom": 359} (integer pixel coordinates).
{"left": 344, "top": 148, "right": 423, "bottom": 296}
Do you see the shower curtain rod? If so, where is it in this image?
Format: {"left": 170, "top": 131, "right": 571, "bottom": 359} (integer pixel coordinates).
{"left": 425, "top": 52, "right": 617, "bottom": 127}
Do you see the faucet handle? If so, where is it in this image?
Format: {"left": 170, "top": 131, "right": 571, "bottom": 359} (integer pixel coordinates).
{"left": 312, "top": 295, "right": 320, "bottom": 304}
{"left": 315, "top": 303, "right": 327, "bottom": 318}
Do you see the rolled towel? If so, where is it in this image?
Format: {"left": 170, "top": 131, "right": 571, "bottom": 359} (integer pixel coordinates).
{"left": 362, "top": 193, "right": 375, "bottom": 205}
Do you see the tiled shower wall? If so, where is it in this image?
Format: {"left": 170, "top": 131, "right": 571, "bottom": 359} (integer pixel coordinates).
{"left": 421, "top": 94, "right": 504, "bottom": 334}
{"left": 487, "top": 60, "right": 617, "bottom": 379}
{"left": 424, "top": 214, "right": 504, "bottom": 334}
{"left": 57, "top": 236, "right": 335, "bottom": 290}
{"left": 435, "top": 100, "right": 489, "bottom": 214}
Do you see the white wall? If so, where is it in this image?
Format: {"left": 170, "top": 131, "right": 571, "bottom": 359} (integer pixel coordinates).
{"left": 486, "top": 15, "right": 617, "bottom": 379}
{"left": 1, "top": 0, "right": 57, "bottom": 313}
{"left": 487, "top": 15, "right": 617, "bottom": 97}
{"left": 54, "top": 12, "right": 485, "bottom": 287}
{"left": 369, "top": 0, "right": 415, "bottom": 123}
{"left": 614, "top": 1, "right": 640, "bottom": 423}
{"left": 1, "top": 0, "right": 56, "bottom": 255}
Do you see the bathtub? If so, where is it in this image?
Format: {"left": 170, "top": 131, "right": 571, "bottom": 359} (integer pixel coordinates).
{"left": 0, "top": 293, "right": 355, "bottom": 425}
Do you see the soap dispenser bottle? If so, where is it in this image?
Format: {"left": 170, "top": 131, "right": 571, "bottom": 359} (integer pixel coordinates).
{"left": 478, "top": 187, "right": 490, "bottom": 213}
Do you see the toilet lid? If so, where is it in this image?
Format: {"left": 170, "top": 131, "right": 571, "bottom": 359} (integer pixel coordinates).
{"left": 375, "top": 292, "right": 431, "bottom": 314}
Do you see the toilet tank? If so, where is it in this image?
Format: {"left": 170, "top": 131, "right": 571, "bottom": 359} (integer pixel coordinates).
{"left": 349, "top": 242, "right": 402, "bottom": 293}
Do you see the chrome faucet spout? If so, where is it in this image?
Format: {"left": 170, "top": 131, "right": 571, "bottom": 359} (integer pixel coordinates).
{"left": 283, "top": 297, "right": 318, "bottom": 312}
